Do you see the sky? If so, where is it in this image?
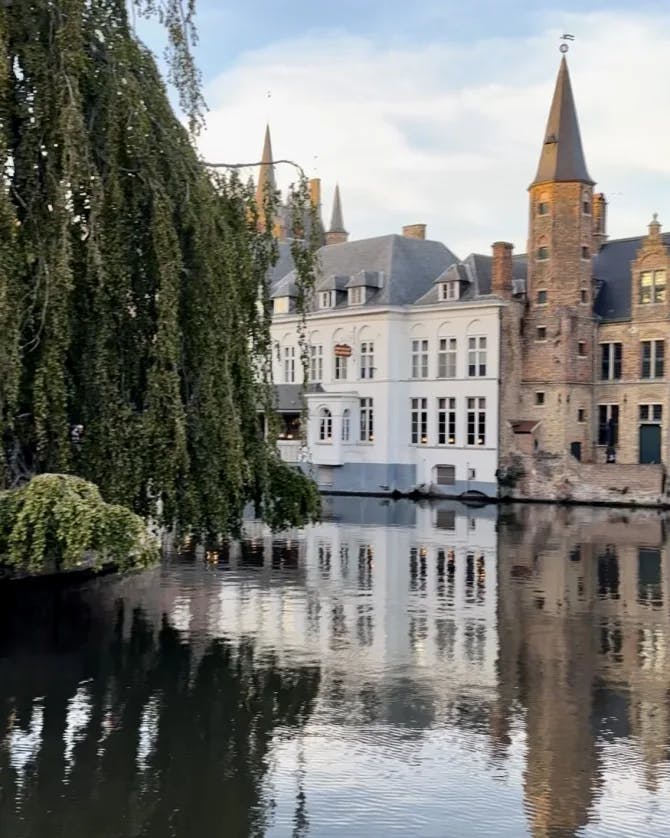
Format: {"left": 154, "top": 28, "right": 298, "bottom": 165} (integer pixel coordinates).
{"left": 140, "top": 0, "right": 670, "bottom": 257}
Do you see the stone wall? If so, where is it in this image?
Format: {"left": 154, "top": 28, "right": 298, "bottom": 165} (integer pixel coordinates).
{"left": 501, "top": 452, "right": 667, "bottom": 506}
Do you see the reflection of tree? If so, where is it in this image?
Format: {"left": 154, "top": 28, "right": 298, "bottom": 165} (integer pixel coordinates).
{"left": 0, "top": 587, "right": 320, "bottom": 838}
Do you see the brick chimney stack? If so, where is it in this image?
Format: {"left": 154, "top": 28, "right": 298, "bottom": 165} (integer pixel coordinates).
{"left": 593, "top": 192, "right": 608, "bottom": 251}
{"left": 491, "top": 241, "right": 514, "bottom": 298}
{"left": 402, "top": 224, "right": 426, "bottom": 240}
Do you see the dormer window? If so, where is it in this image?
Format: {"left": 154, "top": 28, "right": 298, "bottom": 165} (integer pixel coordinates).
{"left": 273, "top": 297, "right": 290, "bottom": 314}
{"left": 349, "top": 287, "right": 364, "bottom": 305}
{"left": 319, "top": 290, "right": 333, "bottom": 309}
{"left": 439, "top": 281, "right": 459, "bottom": 301}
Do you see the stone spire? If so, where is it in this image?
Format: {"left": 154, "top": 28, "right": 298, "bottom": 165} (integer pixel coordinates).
{"left": 531, "top": 57, "right": 593, "bottom": 187}
{"left": 325, "top": 184, "right": 348, "bottom": 246}
{"left": 255, "top": 124, "right": 276, "bottom": 208}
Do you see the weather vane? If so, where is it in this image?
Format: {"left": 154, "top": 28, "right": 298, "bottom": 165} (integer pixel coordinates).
{"left": 560, "top": 33, "right": 575, "bottom": 53}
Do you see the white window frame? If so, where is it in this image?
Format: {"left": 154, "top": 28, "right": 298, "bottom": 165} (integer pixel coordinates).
{"left": 349, "top": 287, "right": 364, "bottom": 305}
{"left": 283, "top": 346, "right": 295, "bottom": 383}
{"left": 437, "top": 397, "right": 456, "bottom": 445}
{"left": 466, "top": 397, "right": 486, "bottom": 446}
{"left": 439, "top": 282, "right": 459, "bottom": 301}
{"left": 410, "top": 398, "right": 428, "bottom": 444}
{"left": 342, "top": 408, "right": 351, "bottom": 442}
{"left": 360, "top": 397, "right": 374, "bottom": 443}
{"left": 309, "top": 345, "right": 323, "bottom": 382}
{"left": 467, "top": 336, "right": 487, "bottom": 377}
{"left": 411, "top": 339, "right": 429, "bottom": 379}
{"left": 334, "top": 353, "right": 348, "bottom": 381}
{"left": 319, "top": 408, "right": 332, "bottom": 442}
{"left": 437, "top": 337, "right": 457, "bottom": 378}
{"left": 360, "top": 341, "right": 375, "bottom": 379}
{"left": 319, "top": 290, "right": 333, "bottom": 309}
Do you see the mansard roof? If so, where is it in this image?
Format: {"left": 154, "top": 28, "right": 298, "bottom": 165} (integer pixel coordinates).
{"left": 593, "top": 232, "right": 670, "bottom": 321}
{"left": 272, "top": 234, "right": 458, "bottom": 309}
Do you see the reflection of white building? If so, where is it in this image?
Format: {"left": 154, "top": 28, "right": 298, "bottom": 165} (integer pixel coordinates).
{"left": 215, "top": 499, "right": 499, "bottom": 708}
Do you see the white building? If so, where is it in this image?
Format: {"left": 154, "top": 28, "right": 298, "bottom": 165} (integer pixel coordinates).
{"left": 270, "top": 215, "right": 523, "bottom": 498}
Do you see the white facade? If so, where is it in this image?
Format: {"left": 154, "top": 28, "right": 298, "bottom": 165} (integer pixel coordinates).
{"left": 271, "top": 269, "right": 504, "bottom": 497}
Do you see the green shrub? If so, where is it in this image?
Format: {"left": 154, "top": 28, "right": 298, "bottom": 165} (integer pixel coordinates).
{"left": 0, "top": 474, "right": 159, "bottom": 574}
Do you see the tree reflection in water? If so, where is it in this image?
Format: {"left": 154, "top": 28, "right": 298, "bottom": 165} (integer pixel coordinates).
{"left": 0, "top": 582, "right": 320, "bottom": 838}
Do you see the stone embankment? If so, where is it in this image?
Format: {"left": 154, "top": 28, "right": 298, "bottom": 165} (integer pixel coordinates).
{"left": 501, "top": 453, "right": 667, "bottom": 507}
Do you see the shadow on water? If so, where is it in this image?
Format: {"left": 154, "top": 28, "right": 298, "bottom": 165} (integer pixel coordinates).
{"left": 1, "top": 498, "right": 670, "bottom": 837}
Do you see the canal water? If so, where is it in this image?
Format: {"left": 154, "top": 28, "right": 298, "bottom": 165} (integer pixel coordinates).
{"left": 1, "top": 498, "right": 670, "bottom": 837}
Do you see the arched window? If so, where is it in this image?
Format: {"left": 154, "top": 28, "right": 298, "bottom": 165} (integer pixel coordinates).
{"left": 319, "top": 408, "right": 332, "bottom": 442}
{"left": 342, "top": 409, "right": 351, "bottom": 441}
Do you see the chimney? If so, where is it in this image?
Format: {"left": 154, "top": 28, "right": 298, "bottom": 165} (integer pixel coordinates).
{"left": 402, "top": 224, "right": 426, "bottom": 240}
{"left": 593, "top": 192, "right": 608, "bottom": 251}
{"left": 491, "top": 241, "right": 514, "bottom": 298}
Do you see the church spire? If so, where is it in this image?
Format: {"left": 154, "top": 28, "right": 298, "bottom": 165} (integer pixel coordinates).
{"left": 325, "top": 184, "right": 348, "bottom": 245}
{"left": 531, "top": 57, "right": 593, "bottom": 187}
{"left": 255, "top": 124, "right": 276, "bottom": 208}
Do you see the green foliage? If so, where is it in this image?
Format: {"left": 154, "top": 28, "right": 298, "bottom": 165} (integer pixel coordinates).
{"left": 0, "top": 1, "right": 321, "bottom": 538}
{"left": 0, "top": 474, "right": 159, "bottom": 573}
{"left": 260, "top": 457, "right": 322, "bottom": 532}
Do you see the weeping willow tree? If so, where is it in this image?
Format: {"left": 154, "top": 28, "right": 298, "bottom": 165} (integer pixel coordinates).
{"left": 0, "top": 0, "right": 321, "bottom": 539}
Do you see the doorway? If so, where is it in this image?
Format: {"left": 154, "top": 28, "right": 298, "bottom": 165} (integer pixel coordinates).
{"left": 639, "top": 424, "right": 661, "bottom": 464}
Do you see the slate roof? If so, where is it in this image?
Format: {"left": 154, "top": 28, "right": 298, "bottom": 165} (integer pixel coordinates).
{"left": 414, "top": 252, "right": 527, "bottom": 305}
{"left": 272, "top": 234, "right": 459, "bottom": 309}
{"left": 532, "top": 57, "right": 594, "bottom": 187}
{"left": 274, "top": 383, "right": 323, "bottom": 413}
{"left": 593, "top": 233, "right": 670, "bottom": 321}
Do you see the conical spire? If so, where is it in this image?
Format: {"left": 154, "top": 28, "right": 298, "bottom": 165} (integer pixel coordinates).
{"left": 325, "top": 184, "right": 348, "bottom": 245}
{"left": 531, "top": 57, "right": 593, "bottom": 187}
{"left": 329, "top": 184, "right": 346, "bottom": 233}
{"left": 256, "top": 124, "right": 276, "bottom": 207}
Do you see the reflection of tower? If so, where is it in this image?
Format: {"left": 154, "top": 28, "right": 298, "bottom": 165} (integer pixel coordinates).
{"left": 496, "top": 505, "right": 600, "bottom": 838}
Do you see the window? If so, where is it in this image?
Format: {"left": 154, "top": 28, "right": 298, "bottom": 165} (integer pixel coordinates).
{"left": 536, "top": 289, "right": 547, "bottom": 304}
{"left": 360, "top": 397, "right": 374, "bottom": 442}
{"left": 435, "top": 465, "right": 455, "bottom": 486}
{"left": 349, "top": 287, "right": 364, "bottom": 305}
{"left": 318, "top": 408, "right": 332, "bottom": 442}
{"left": 580, "top": 289, "right": 588, "bottom": 304}
{"left": 537, "top": 202, "right": 549, "bottom": 216}
{"left": 437, "top": 338, "right": 457, "bottom": 378}
{"left": 410, "top": 398, "right": 428, "bottom": 444}
{"left": 309, "top": 345, "right": 323, "bottom": 382}
{"left": 639, "top": 270, "right": 666, "bottom": 304}
{"left": 536, "top": 326, "right": 547, "bottom": 342}
{"left": 466, "top": 397, "right": 486, "bottom": 446}
{"left": 639, "top": 404, "right": 662, "bottom": 422}
{"left": 283, "top": 346, "right": 295, "bottom": 383}
{"left": 535, "top": 392, "right": 545, "bottom": 405}
{"left": 360, "top": 341, "right": 375, "bottom": 379}
{"left": 598, "top": 404, "right": 619, "bottom": 445}
{"left": 342, "top": 408, "right": 351, "bottom": 442}
{"left": 578, "top": 341, "right": 587, "bottom": 358}
{"left": 319, "top": 291, "right": 332, "bottom": 309}
{"left": 641, "top": 340, "right": 664, "bottom": 379}
{"left": 581, "top": 246, "right": 590, "bottom": 259}
{"left": 577, "top": 408, "right": 586, "bottom": 423}
{"left": 600, "top": 342, "right": 622, "bottom": 380}
{"left": 411, "top": 339, "right": 429, "bottom": 378}
{"left": 274, "top": 297, "right": 289, "bottom": 314}
{"left": 537, "top": 246, "right": 549, "bottom": 260}
{"left": 467, "top": 336, "right": 487, "bottom": 377}
{"left": 334, "top": 353, "right": 348, "bottom": 380}
{"left": 437, "top": 397, "right": 456, "bottom": 445}
{"left": 468, "top": 468, "right": 476, "bottom": 481}
{"left": 583, "top": 199, "right": 591, "bottom": 214}
{"left": 439, "top": 282, "right": 459, "bottom": 301}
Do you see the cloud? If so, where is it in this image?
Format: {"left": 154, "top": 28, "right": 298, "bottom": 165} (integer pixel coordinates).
{"left": 197, "top": 10, "right": 670, "bottom": 257}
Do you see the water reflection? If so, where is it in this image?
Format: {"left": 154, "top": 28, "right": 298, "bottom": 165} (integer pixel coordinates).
{"left": 0, "top": 499, "right": 669, "bottom": 836}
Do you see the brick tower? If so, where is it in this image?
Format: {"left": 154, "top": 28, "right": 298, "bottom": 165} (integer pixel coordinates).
{"left": 522, "top": 56, "right": 597, "bottom": 460}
